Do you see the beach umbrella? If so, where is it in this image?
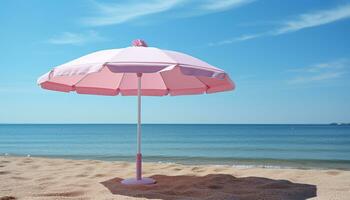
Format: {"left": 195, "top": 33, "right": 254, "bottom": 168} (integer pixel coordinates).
{"left": 37, "top": 39, "right": 235, "bottom": 185}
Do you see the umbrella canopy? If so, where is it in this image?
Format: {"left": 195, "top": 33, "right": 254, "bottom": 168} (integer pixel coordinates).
{"left": 37, "top": 40, "right": 235, "bottom": 185}
{"left": 37, "top": 41, "right": 234, "bottom": 96}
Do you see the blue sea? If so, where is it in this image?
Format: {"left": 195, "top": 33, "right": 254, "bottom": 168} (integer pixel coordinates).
{"left": 0, "top": 124, "right": 350, "bottom": 170}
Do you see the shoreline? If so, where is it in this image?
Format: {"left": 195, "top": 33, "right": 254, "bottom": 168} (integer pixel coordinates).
{"left": 3, "top": 154, "right": 350, "bottom": 171}
{"left": 1, "top": 156, "right": 350, "bottom": 199}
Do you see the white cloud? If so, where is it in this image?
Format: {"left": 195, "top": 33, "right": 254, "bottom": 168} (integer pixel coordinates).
{"left": 211, "top": 3, "right": 350, "bottom": 45}
{"left": 82, "top": 0, "right": 254, "bottom": 26}
{"left": 200, "top": 0, "right": 254, "bottom": 12}
{"left": 287, "top": 59, "right": 349, "bottom": 84}
{"left": 47, "top": 30, "right": 105, "bottom": 45}
{"left": 208, "top": 33, "right": 263, "bottom": 46}
{"left": 275, "top": 4, "right": 350, "bottom": 34}
{"left": 48, "top": 0, "right": 253, "bottom": 46}
{"left": 288, "top": 72, "right": 346, "bottom": 84}
{"left": 82, "top": 0, "right": 185, "bottom": 26}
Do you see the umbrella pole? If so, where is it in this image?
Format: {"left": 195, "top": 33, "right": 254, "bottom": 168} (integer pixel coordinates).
{"left": 121, "top": 73, "right": 155, "bottom": 185}
{"left": 136, "top": 73, "right": 142, "bottom": 181}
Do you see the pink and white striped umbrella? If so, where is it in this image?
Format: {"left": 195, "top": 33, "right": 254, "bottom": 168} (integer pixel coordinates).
{"left": 37, "top": 40, "right": 235, "bottom": 185}
{"left": 37, "top": 41, "right": 234, "bottom": 96}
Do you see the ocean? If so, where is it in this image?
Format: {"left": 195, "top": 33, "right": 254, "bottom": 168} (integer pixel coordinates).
{"left": 0, "top": 124, "right": 349, "bottom": 170}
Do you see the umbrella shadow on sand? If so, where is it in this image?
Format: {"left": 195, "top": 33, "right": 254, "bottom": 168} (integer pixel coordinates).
{"left": 101, "top": 174, "right": 317, "bottom": 200}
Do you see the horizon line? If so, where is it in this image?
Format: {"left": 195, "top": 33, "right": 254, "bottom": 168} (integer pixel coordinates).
{"left": 0, "top": 123, "right": 348, "bottom": 125}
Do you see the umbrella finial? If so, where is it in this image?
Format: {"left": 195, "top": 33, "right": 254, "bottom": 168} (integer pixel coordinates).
{"left": 132, "top": 39, "right": 148, "bottom": 47}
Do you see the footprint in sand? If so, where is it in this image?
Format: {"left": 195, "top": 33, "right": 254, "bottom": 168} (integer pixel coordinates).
{"left": 0, "top": 171, "right": 10, "bottom": 175}
{"left": 93, "top": 173, "right": 107, "bottom": 178}
{"left": 326, "top": 171, "right": 340, "bottom": 176}
{"left": 76, "top": 173, "right": 89, "bottom": 178}
{"left": 11, "top": 176, "right": 30, "bottom": 180}
{"left": 35, "top": 191, "right": 85, "bottom": 197}
{"left": 0, "top": 196, "right": 16, "bottom": 200}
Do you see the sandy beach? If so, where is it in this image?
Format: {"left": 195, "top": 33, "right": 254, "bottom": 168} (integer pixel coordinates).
{"left": 0, "top": 156, "right": 349, "bottom": 200}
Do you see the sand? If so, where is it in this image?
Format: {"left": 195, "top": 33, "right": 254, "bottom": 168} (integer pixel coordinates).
{"left": 0, "top": 156, "right": 349, "bottom": 200}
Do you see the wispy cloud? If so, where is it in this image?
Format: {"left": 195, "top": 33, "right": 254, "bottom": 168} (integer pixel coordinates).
{"left": 47, "top": 30, "right": 105, "bottom": 45}
{"left": 287, "top": 59, "right": 349, "bottom": 84}
{"left": 289, "top": 71, "right": 346, "bottom": 84}
{"left": 48, "top": 0, "right": 253, "bottom": 45}
{"left": 208, "top": 33, "right": 262, "bottom": 46}
{"left": 200, "top": 0, "right": 254, "bottom": 12}
{"left": 211, "top": 3, "right": 350, "bottom": 45}
{"left": 275, "top": 4, "right": 350, "bottom": 35}
{"left": 82, "top": 0, "right": 254, "bottom": 26}
{"left": 82, "top": 0, "right": 185, "bottom": 26}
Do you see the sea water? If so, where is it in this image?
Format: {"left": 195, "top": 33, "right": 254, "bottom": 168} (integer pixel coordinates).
{"left": 0, "top": 124, "right": 349, "bottom": 169}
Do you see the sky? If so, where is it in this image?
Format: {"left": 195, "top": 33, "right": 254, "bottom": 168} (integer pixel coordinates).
{"left": 0, "top": 0, "right": 350, "bottom": 124}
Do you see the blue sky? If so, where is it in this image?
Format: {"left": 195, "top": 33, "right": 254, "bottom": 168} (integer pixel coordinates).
{"left": 0, "top": 0, "right": 350, "bottom": 124}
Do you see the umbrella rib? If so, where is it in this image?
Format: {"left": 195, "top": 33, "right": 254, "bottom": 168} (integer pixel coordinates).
{"left": 159, "top": 72, "right": 170, "bottom": 96}
{"left": 73, "top": 66, "right": 125, "bottom": 94}
{"left": 71, "top": 73, "right": 92, "bottom": 91}
{"left": 156, "top": 48, "right": 178, "bottom": 64}
{"left": 106, "top": 47, "right": 128, "bottom": 63}
{"left": 117, "top": 72, "right": 127, "bottom": 95}
{"left": 195, "top": 76, "right": 210, "bottom": 93}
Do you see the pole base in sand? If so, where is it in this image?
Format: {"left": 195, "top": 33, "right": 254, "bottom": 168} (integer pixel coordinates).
{"left": 121, "top": 177, "right": 156, "bottom": 185}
